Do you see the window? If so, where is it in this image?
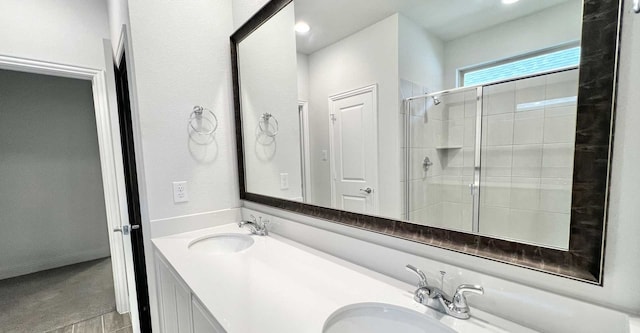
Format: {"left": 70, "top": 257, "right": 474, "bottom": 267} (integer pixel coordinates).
{"left": 460, "top": 46, "right": 581, "bottom": 87}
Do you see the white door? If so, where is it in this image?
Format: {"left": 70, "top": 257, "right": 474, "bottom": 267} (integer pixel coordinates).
{"left": 329, "top": 85, "right": 378, "bottom": 214}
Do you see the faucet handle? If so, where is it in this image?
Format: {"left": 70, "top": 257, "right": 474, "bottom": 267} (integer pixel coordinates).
{"left": 452, "top": 284, "right": 484, "bottom": 312}
{"left": 405, "top": 264, "right": 428, "bottom": 288}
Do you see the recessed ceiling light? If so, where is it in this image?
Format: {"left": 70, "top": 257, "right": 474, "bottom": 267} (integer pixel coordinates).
{"left": 295, "top": 22, "right": 310, "bottom": 34}
{"left": 502, "top": 0, "right": 520, "bottom": 4}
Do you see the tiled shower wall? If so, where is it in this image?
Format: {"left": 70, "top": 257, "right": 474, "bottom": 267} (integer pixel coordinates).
{"left": 401, "top": 69, "right": 578, "bottom": 248}
{"left": 479, "top": 69, "right": 578, "bottom": 248}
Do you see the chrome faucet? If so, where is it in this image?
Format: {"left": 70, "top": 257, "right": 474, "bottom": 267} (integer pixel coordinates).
{"left": 406, "top": 264, "right": 484, "bottom": 320}
{"left": 238, "top": 215, "right": 269, "bottom": 236}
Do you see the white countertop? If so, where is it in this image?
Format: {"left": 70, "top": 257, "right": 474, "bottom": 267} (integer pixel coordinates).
{"left": 152, "top": 223, "right": 537, "bottom": 333}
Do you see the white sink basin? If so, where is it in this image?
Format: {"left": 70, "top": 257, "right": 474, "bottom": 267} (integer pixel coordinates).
{"left": 188, "top": 233, "right": 254, "bottom": 254}
{"left": 323, "top": 303, "right": 456, "bottom": 333}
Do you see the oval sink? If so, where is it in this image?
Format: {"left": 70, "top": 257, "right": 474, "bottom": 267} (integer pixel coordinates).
{"left": 188, "top": 233, "right": 254, "bottom": 254}
{"left": 323, "top": 303, "right": 456, "bottom": 333}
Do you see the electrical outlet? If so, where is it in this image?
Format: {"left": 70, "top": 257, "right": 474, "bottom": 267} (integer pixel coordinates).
{"left": 279, "top": 173, "right": 289, "bottom": 190}
{"left": 322, "top": 150, "right": 328, "bottom": 161}
{"left": 172, "top": 181, "right": 189, "bottom": 203}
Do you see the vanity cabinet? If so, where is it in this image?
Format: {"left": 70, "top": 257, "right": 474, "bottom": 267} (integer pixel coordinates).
{"left": 155, "top": 253, "right": 225, "bottom": 333}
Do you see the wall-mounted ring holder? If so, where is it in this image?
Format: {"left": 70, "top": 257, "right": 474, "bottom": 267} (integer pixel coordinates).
{"left": 189, "top": 105, "right": 218, "bottom": 135}
{"left": 259, "top": 112, "right": 279, "bottom": 137}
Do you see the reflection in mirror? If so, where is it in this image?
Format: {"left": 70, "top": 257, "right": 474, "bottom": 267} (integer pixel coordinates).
{"left": 237, "top": 0, "right": 583, "bottom": 250}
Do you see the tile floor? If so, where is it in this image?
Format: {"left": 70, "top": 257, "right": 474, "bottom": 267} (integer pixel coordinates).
{"left": 45, "top": 311, "right": 132, "bottom": 333}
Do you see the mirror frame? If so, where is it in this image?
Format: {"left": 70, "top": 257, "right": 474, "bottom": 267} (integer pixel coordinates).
{"left": 231, "top": 0, "right": 622, "bottom": 284}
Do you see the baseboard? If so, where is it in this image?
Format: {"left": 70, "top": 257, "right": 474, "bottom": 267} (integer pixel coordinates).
{"left": 150, "top": 208, "right": 241, "bottom": 238}
{"left": 0, "top": 248, "right": 111, "bottom": 280}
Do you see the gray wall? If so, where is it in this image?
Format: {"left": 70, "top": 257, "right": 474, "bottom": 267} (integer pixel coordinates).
{"left": 0, "top": 69, "right": 110, "bottom": 279}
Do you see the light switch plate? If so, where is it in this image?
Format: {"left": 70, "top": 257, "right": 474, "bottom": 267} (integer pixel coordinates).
{"left": 172, "top": 181, "right": 189, "bottom": 203}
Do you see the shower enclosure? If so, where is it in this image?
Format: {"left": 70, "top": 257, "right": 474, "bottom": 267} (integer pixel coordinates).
{"left": 403, "top": 68, "right": 578, "bottom": 249}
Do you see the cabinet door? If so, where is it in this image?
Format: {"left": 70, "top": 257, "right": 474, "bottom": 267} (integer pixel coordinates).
{"left": 155, "top": 254, "right": 192, "bottom": 333}
{"left": 192, "top": 296, "right": 226, "bottom": 333}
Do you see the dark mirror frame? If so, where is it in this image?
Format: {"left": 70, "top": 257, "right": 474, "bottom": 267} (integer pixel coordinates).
{"left": 231, "top": 0, "right": 622, "bottom": 284}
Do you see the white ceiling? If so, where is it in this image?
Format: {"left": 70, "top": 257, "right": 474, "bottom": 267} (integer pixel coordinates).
{"left": 294, "top": 0, "right": 577, "bottom": 54}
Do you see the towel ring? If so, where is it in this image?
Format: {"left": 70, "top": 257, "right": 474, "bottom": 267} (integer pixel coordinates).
{"left": 189, "top": 105, "right": 218, "bottom": 135}
{"left": 259, "top": 112, "right": 279, "bottom": 137}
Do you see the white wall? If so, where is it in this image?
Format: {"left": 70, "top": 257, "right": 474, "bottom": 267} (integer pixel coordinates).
{"left": 126, "top": 0, "right": 239, "bottom": 222}
{"left": 232, "top": 0, "right": 271, "bottom": 30}
{"left": 443, "top": 1, "right": 583, "bottom": 89}
{"left": 106, "top": 0, "right": 130, "bottom": 52}
{"left": 242, "top": 0, "right": 640, "bottom": 326}
{"left": 297, "top": 53, "right": 309, "bottom": 102}
{"left": 0, "top": 70, "right": 110, "bottom": 279}
{"left": 398, "top": 14, "right": 444, "bottom": 92}
{"left": 0, "top": 0, "right": 110, "bottom": 71}
{"left": 239, "top": 3, "right": 303, "bottom": 201}
{"left": 307, "top": 14, "right": 401, "bottom": 217}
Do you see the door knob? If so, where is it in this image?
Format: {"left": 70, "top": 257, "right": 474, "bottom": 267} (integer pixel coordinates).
{"left": 359, "top": 187, "right": 373, "bottom": 194}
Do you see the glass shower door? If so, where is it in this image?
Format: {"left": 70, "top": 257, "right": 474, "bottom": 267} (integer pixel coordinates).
{"left": 405, "top": 85, "right": 480, "bottom": 233}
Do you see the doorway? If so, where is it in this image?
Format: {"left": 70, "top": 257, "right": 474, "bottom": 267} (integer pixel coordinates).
{"left": 0, "top": 68, "right": 130, "bottom": 331}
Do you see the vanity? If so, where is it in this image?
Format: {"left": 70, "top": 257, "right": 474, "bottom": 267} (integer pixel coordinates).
{"left": 153, "top": 222, "right": 535, "bottom": 333}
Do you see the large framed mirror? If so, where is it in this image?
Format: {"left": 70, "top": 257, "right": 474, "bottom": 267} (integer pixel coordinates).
{"left": 231, "top": 0, "right": 622, "bottom": 283}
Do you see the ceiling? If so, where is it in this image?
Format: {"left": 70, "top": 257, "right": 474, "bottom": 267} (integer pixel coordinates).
{"left": 294, "top": 0, "right": 578, "bottom": 54}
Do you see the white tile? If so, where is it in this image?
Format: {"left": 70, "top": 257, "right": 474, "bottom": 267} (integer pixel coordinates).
{"left": 482, "top": 145, "right": 512, "bottom": 177}
{"left": 446, "top": 103, "right": 465, "bottom": 121}
{"left": 480, "top": 176, "right": 511, "bottom": 208}
{"left": 541, "top": 143, "right": 575, "bottom": 178}
{"left": 509, "top": 210, "right": 570, "bottom": 249}
{"left": 410, "top": 96, "right": 426, "bottom": 116}
{"left": 464, "top": 89, "right": 479, "bottom": 118}
{"left": 428, "top": 103, "right": 443, "bottom": 120}
{"left": 516, "top": 76, "right": 546, "bottom": 105}
{"left": 479, "top": 206, "right": 510, "bottom": 237}
{"left": 540, "top": 178, "right": 572, "bottom": 214}
{"left": 423, "top": 118, "right": 440, "bottom": 148}
{"left": 461, "top": 176, "right": 474, "bottom": 204}
{"left": 544, "top": 104, "right": 576, "bottom": 117}
{"left": 512, "top": 144, "right": 543, "bottom": 178}
{"left": 509, "top": 177, "right": 541, "bottom": 211}
{"left": 460, "top": 205, "right": 474, "bottom": 232}
{"left": 463, "top": 117, "right": 476, "bottom": 147}
{"left": 425, "top": 203, "right": 443, "bottom": 227}
{"left": 409, "top": 179, "right": 426, "bottom": 210}
{"left": 410, "top": 115, "right": 426, "bottom": 148}
{"left": 545, "top": 72, "right": 579, "bottom": 100}
{"left": 442, "top": 202, "right": 464, "bottom": 229}
{"left": 462, "top": 148, "right": 475, "bottom": 176}
{"left": 483, "top": 82, "right": 516, "bottom": 115}
{"left": 441, "top": 176, "right": 462, "bottom": 202}
{"left": 444, "top": 119, "right": 464, "bottom": 148}
{"left": 536, "top": 212, "right": 571, "bottom": 249}
{"left": 513, "top": 110, "right": 544, "bottom": 144}
{"left": 545, "top": 69, "right": 579, "bottom": 86}
{"left": 507, "top": 209, "right": 539, "bottom": 243}
{"left": 409, "top": 148, "right": 427, "bottom": 180}
{"left": 425, "top": 176, "right": 441, "bottom": 206}
{"left": 486, "top": 113, "right": 514, "bottom": 146}
{"left": 543, "top": 114, "right": 577, "bottom": 144}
